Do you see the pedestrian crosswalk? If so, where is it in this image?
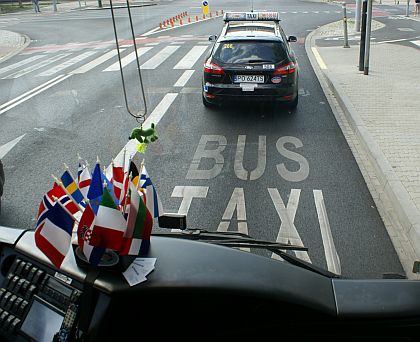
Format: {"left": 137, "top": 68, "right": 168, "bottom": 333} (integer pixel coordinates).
{"left": 0, "top": 43, "right": 211, "bottom": 80}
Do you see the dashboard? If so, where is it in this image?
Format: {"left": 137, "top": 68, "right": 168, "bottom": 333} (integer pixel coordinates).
{"left": 0, "top": 227, "right": 420, "bottom": 341}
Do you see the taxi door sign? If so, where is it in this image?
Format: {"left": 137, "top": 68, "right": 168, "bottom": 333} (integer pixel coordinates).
{"left": 202, "top": 0, "right": 209, "bottom": 15}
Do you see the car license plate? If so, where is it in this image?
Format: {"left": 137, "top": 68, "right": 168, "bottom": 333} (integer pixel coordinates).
{"left": 234, "top": 75, "right": 264, "bottom": 83}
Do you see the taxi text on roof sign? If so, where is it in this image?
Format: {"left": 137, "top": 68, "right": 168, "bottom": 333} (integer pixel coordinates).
{"left": 223, "top": 11, "right": 279, "bottom": 22}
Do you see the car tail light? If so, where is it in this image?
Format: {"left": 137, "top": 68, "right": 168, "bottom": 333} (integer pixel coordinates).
{"left": 273, "top": 62, "right": 297, "bottom": 75}
{"left": 204, "top": 59, "right": 225, "bottom": 75}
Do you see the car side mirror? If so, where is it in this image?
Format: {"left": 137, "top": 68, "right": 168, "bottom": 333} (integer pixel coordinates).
{"left": 287, "top": 36, "right": 297, "bottom": 43}
{"left": 209, "top": 35, "right": 217, "bottom": 41}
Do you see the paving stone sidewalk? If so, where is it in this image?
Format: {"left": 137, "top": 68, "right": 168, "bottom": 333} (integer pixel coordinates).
{"left": 307, "top": 20, "right": 420, "bottom": 278}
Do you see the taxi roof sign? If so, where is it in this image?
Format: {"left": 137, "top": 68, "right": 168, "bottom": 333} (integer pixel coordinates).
{"left": 223, "top": 11, "right": 280, "bottom": 22}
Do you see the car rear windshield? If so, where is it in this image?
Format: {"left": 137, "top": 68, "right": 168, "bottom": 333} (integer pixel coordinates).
{"left": 212, "top": 41, "right": 288, "bottom": 64}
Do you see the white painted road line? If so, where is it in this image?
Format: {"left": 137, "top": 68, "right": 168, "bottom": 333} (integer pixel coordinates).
{"left": 4, "top": 53, "right": 71, "bottom": 79}
{"left": 143, "top": 93, "right": 178, "bottom": 128}
{"left": 0, "top": 55, "right": 46, "bottom": 76}
{"left": 313, "top": 190, "right": 341, "bottom": 275}
{"left": 268, "top": 188, "right": 311, "bottom": 263}
{"left": 412, "top": 40, "right": 420, "bottom": 47}
{"left": 37, "top": 50, "right": 98, "bottom": 77}
{"left": 0, "top": 134, "right": 26, "bottom": 159}
{"left": 0, "top": 75, "right": 71, "bottom": 115}
{"left": 173, "top": 45, "right": 208, "bottom": 69}
{"left": 70, "top": 49, "right": 122, "bottom": 74}
{"left": 0, "top": 75, "right": 64, "bottom": 110}
{"left": 141, "top": 45, "right": 180, "bottom": 70}
{"left": 103, "top": 47, "right": 152, "bottom": 71}
{"left": 174, "top": 70, "right": 195, "bottom": 87}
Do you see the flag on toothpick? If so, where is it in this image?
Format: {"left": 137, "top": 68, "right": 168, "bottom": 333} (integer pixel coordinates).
{"left": 87, "top": 160, "right": 103, "bottom": 214}
{"left": 35, "top": 201, "right": 75, "bottom": 269}
{"left": 60, "top": 170, "right": 85, "bottom": 205}
{"left": 128, "top": 152, "right": 143, "bottom": 188}
{"left": 36, "top": 183, "right": 79, "bottom": 231}
{"left": 77, "top": 202, "right": 105, "bottom": 266}
{"left": 78, "top": 165, "right": 91, "bottom": 200}
{"left": 120, "top": 183, "right": 153, "bottom": 255}
{"left": 101, "top": 166, "right": 118, "bottom": 205}
{"left": 112, "top": 151, "right": 127, "bottom": 205}
{"left": 139, "top": 165, "right": 163, "bottom": 218}
{"left": 89, "top": 187, "right": 127, "bottom": 251}
{"left": 77, "top": 154, "right": 84, "bottom": 184}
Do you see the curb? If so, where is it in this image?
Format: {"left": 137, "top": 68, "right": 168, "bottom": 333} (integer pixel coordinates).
{"left": 305, "top": 27, "right": 420, "bottom": 278}
{"left": 0, "top": 31, "right": 31, "bottom": 64}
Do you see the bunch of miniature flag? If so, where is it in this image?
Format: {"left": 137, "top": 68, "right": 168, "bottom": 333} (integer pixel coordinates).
{"left": 34, "top": 151, "right": 163, "bottom": 269}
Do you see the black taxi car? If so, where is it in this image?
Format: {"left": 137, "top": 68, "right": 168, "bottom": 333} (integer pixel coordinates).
{"left": 202, "top": 11, "right": 299, "bottom": 109}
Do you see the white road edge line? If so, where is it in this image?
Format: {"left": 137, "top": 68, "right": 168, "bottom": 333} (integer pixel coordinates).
{"left": 0, "top": 134, "right": 26, "bottom": 159}
{"left": 106, "top": 93, "right": 179, "bottom": 177}
{"left": 0, "top": 75, "right": 71, "bottom": 115}
{"left": 0, "top": 74, "right": 65, "bottom": 110}
{"left": 313, "top": 189, "right": 341, "bottom": 275}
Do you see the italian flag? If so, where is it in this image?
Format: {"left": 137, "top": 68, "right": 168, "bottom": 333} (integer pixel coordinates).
{"left": 120, "top": 184, "right": 153, "bottom": 255}
{"left": 90, "top": 187, "right": 127, "bottom": 251}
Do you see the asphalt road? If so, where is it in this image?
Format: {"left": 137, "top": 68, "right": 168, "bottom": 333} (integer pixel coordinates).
{"left": 0, "top": 0, "right": 410, "bottom": 278}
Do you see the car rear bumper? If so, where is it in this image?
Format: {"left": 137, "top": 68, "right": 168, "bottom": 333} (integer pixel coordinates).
{"left": 203, "top": 82, "right": 297, "bottom": 104}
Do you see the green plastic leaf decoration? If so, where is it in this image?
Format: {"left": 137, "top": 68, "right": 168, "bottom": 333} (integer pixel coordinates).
{"left": 136, "top": 143, "right": 147, "bottom": 154}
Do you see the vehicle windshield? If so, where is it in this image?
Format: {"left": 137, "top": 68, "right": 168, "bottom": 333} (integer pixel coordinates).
{"left": 0, "top": 0, "right": 418, "bottom": 284}
{"left": 212, "top": 40, "right": 288, "bottom": 64}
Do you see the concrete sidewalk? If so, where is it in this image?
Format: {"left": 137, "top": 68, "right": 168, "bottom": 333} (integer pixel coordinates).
{"left": 0, "top": 30, "right": 30, "bottom": 63}
{"left": 307, "top": 20, "right": 420, "bottom": 278}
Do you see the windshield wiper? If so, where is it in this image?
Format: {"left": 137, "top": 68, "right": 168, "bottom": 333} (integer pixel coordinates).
{"left": 153, "top": 229, "right": 306, "bottom": 251}
{"left": 153, "top": 228, "right": 340, "bottom": 278}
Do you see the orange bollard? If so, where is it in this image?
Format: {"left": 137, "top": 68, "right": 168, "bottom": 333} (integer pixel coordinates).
{"left": 216, "top": 10, "right": 219, "bottom": 16}
{"left": 188, "top": 16, "right": 191, "bottom": 23}
{"left": 210, "top": 12, "right": 212, "bottom": 18}
{"left": 159, "top": 23, "right": 162, "bottom": 29}
{"left": 203, "top": 14, "right": 206, "bottom": 19}
{"left": 166, "top": 19, "right": 169, "bottom": 26}
{"left": 195, "top": 15, "right": 199, "bottom": 22}
{"left": 180, "top": 19, "right": 183, "bottom": 25}
{"left": 171, "top": 21, "right": 174, "bottom": 27}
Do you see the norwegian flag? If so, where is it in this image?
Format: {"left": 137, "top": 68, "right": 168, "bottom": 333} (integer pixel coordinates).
{"left": 36, "top": 183, "right": 79, "bottom": 231}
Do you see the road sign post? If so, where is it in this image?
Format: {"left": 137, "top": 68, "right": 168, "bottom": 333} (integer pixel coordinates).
{"left": 342, "top": 3, "right": 350, "bottom": 48}
{"left": 359, "top": 0, "right": 368, "bottom": 71}
{"left": 355, "top": 0, "right": 362, "bottom": 32}
{"left": 364, "top": 0, "right": 373, "bottom": 75}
